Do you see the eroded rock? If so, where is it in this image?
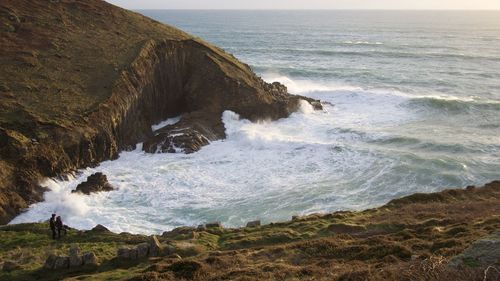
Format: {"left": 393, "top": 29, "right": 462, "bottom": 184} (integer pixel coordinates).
{"left": 117, "top": 247, "right": 131, "bottom": 259}
{"left": 90, "top": 224, "right": 110, "bottom": 232}
{"left": 206, "top": 222, "right": 222, "bottom": 228}
{"left": 149, "top": 235, "right": 161, "bottom": 257}
{"left": 73, "top": 173, "right": 114, "bottom": 195}
{"left": 53, "top": 256, "right": 69, "bottom": 269}
{"left": 117, "top": 247, "right": 138, "bottom": 260}
{"left": 69, "top": 255, "right": 82, "bottom": 268}
{"left": 44, "top": 247, "right": 98, "bottom": 270}
{"left": 44, "top": 254, "right": 57, "bottom": 269}
{"left": 246, "top": 220, "right": 261, "bottom": 228}
{"left": 137, "top": 243, "right": 150, "bottom": 258}
{"left": 82, "top": 252, "right": 98, "bottom": 266}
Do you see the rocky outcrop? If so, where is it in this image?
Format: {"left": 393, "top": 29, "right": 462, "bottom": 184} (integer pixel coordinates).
{"left": 44, "top": 246, "right": 98, "bottom": 270}
{"left": 246, "top": 220, "right": 261, "bottom": 228}
{"left": 117, "top": 235, "right": 163, "bottom": 260}
{"left": 134, "top": 39, "right": 321, "bottom": 154}
{"left": 0, "top": 0, "right": 321, "bottom": 224}
{"left": 149, "top": 236, "right": 162, "bottom": 257}
{"left": 72, "top": 173, "right": 114, "bottom": 195}
{"left": 89, "top": 224, "right": 111, "bottom": 233}
{"left": 205, "top": 222, "right": 223, "bottom": 228}
{"left": 449, "top": 232, "right": 500, "bottom": 268}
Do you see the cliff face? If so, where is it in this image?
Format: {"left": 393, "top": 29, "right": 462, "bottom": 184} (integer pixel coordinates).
{"left": 0, "top": 0, "right": 321, "bottom": 223}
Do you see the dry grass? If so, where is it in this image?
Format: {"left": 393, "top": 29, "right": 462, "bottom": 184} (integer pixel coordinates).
{"left": 1, "top": 182, "right": 498, "bottom": 280}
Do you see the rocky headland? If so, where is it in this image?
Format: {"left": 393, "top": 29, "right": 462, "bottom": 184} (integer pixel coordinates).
{"left": 0, "top": 0, "right": 320, "bottom": 223}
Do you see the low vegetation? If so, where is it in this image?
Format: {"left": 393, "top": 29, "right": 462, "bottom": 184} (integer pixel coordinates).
{"left": 1, "top": 181, "right": 498, "bottom": 280}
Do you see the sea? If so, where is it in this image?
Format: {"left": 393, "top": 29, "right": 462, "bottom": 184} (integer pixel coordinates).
{"left": 10, "top": 11, "right": 500, "bottom": 234}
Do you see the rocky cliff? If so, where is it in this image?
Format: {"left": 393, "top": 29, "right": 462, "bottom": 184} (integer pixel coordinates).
{"left": 0, "top": 0, "right": 321, "bottom": 223}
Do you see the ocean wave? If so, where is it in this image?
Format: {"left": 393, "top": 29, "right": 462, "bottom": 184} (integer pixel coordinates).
{"left": 342, "top": 40, "right": 384, "bottom": 45}
{"left": 369, "top": 135, "right": 493, "bottom": 155}
{"left": 10, "top": 75, "right": 499, "bottom": 234}
{"left": 249, "top": 47, "right": 500, "bottom": 62}
{"left": 407, "top": 96, "right": 500, "bottom": 113}
{"left": 261, "top": 74, "right": 362, "bottom": 94}
{"left": 262, "top": 74, "right": 500, "bottom": 115}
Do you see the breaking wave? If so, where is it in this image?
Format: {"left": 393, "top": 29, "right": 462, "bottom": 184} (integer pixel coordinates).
{"left": 10, "top": 75, "right": 500, "bottom": 234}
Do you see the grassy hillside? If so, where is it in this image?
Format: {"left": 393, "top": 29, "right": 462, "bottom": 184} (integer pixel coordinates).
{"left": 0, "top": 0, "right": 190, "bottom": 134}
{"left": 0, "top": 0, "right": 312, "bottom": 223}
{"left": 1, "top": 181, "right": 498, "bottom": 280}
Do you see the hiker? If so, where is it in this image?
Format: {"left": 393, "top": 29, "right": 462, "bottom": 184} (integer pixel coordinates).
{"left": 49, "top": 214, "right": 57, "bottom": 239}
{"left": 55, "top": 216, "right": 65, "bottom": 238}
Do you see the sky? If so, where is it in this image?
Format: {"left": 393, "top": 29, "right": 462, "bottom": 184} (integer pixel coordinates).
{"left": 106, "top": 0, "right": 500, "bottom": 10}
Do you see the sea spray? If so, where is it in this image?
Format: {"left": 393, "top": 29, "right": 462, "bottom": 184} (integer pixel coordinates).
{"left": 10, "top": 75, "right": 499, "bottom": 234}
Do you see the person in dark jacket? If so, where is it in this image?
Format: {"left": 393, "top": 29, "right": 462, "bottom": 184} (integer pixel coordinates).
{"left": 49, "top": 214, "right": 56, "bottom": 239}
{"left": 55, "top": 216, "right": 64, "bottom": 239}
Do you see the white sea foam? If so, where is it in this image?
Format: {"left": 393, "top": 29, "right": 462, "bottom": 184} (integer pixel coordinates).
{"left": 9, "top": 75, "right": 496, "bottom": 234}
{"left": 151, "top": 116, "right": 181, "bottom": 132}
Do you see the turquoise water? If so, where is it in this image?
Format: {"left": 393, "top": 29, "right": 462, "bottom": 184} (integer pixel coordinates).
{"left": 11, "top": 11, "right": 500, "bottom": 234}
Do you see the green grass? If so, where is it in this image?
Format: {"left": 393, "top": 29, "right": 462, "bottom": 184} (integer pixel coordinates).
{"left": 1, "top": 183, "right": 498, "bottom": 280}
{"left": 0, "top": 223, "right": 149, "bottom": 280}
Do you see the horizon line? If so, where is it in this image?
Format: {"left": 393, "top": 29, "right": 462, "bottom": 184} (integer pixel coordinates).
{"left": 131, "top": 8, "right": 500, "bottom": 11}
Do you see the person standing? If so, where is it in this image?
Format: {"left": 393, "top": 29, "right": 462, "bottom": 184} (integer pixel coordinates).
{"left": 55, "top": 216, "right": 64, "bottom": 239}
{"left": 49, "top": 214, "right": 57, "bottom": 239}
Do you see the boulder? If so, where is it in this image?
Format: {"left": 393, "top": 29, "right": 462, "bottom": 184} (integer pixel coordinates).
{"left": 90, "top": 224, "right": 110, "bottom": 232}
{"left": 44, "top": 254, "right": 57, "bottom": 269}
{"left": 53, "top": 256, "right": 69, "bottom": 269}
{"left": 82, "top": 252, "right": 98, "bottom": 266}
{"left": 148, "top": 235, "right": 162, "bottom": 257}
{"left": 2, "top": 261, "right": 20, "bottom": 272}
{"left": 117, "top": 247, "right": 138, "bottom": 260}
{"left": 69, "top": 255, "right": 83, "bottom": 268}
{"left": 163, "top": 244, "right": 177, "bottom": 256}
{"left": 144, "top": 127, "right": 210, "bottom": 154}
{"left": 137, "top": 243, "right": 150, "bottom": 258}
{"left": 449, "top": 232, "right": 500, "bottom": 268}
{"left": 163, "top": 226, "right": 197, "bottom": 237}
{"left": 129, "top": 248, "right": 138, "bottom": 259}
{"left": 72, "top": 173, "right": 114, "bottom": 195}
{"left": 117, "top": 247, "right": 131, "bottom": 259}
{"left": 246, "top": 220, "right": 261, "bottom": 228}
{"left": 69, "top": 246, "right": 83, "bottom": 267}
{"left": 206, "top": 222, "right": 222, "bottom": 228}
{"left": 466, "top": 185, "right": 476, "bottom": 191}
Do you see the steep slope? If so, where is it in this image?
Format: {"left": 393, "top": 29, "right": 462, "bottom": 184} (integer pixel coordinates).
{"left": 0, "top": 0, "right": 320, "bottom": 223}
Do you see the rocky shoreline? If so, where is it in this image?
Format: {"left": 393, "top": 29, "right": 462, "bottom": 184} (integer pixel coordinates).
{"left": 0, "top": 0, "right": 321, "bottom": 223}
{"left": 1, "top": 1, "right": 499, "bottom": 280}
